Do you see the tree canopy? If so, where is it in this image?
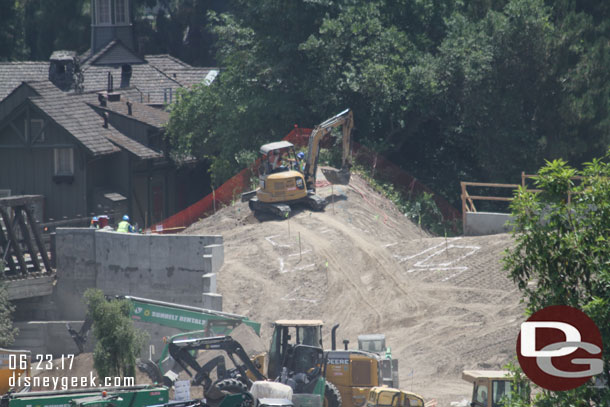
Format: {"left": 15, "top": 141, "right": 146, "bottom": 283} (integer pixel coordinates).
{"left": 503, "top": 151, "right": 610, "bottom": 404}
{"left": 164, "top": 0, "right": 610, "bottom": 204}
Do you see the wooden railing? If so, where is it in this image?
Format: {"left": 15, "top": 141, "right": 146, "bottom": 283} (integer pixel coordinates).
{"left": 460, "top": 181, "right": 519, "bottom": 232}
{"left": 461, "top": 172, "right": 587, "bottom": 232}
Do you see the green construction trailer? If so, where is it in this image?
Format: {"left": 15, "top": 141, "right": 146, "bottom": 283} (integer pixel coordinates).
{"left": 67, "top": 296, "right": 260, "bottom": 385}
{"left": 124, "top": 297, "right": 260, "bottom": 336}
{"left": 1, "top": 385, "right": 169, "bottom": 407}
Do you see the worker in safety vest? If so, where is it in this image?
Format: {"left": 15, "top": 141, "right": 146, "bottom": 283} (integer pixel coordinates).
{"left": 117, "top": 214, "right": 134, "bottom": 233}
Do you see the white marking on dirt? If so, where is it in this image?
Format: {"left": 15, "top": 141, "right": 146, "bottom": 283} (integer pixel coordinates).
{"left": 265, "top": 235, "right": 292, "bottom": 248}
{"left": 281, "top": 288, "right": 319, "bottom": 303}
{"left": 397, "top": 239, "right": 480, "bottom": 281}
{"left": 319, "top": 229, "right": 331, "bottom": 234}
{"left": 289, "top": 250, "right": 312, "bottom": 257}
{"left": 393, "top": 239, "right": 462, "bottom": 263}
{"left": 383, "top": 242, "right": 398, "bottom": 248}
{"left": 414, "top": 245, "right": 480, "bottom": 267}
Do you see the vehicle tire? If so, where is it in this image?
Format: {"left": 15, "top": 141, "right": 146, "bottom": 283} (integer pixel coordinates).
{"left": 215, "top": 378, "right": 248, "bottom": 394}
{"left": 324, "top": 381, "right": 342, "bottom": 407}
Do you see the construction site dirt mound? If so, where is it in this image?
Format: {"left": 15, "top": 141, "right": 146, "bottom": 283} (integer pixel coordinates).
{"left": 185, "top": 172, "right": 524, "bottom": 407}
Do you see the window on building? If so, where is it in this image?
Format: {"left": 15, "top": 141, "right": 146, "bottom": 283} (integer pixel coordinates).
{"left": 31, "top": 119, "right": 44, "bottom": 143}
{"left": 54, "top": 148, "right": 74, "bottom": 176}
{"left": 96, "top": 0, "right": 111, "bottom": 25}
{"left": 25, "top": 119, "right": 45, "bottom": 143}
{"left": 115, "top": 0, "right": 129, "bottom": 24}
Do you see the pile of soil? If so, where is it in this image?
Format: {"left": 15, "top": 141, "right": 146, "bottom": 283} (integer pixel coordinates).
{"left": 184, "top": 172, "right": 524, "bottom": 406}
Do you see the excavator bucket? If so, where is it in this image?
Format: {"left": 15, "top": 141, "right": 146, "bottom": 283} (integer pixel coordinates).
{"left": 321, "top": 167, "right": 351, "bottom": 185}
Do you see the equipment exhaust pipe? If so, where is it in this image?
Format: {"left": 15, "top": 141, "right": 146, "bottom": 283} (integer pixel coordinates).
{"left": 331, "top": 324, "right": 340, "bottom": 350}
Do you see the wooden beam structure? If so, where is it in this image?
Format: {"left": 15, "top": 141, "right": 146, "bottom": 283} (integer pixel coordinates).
{"left": 0, "top": 195, "right": 52, "bottom": 276}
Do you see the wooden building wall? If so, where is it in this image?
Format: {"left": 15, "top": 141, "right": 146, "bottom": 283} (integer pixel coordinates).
{"left": 0, "top": 108, "right": 88, "bottom": 221}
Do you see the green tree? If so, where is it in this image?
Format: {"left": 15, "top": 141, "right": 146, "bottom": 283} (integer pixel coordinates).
{"left": 0, "top": 261, "right": 19, "bottom": 347}
{"left": 503, "top": 152, "right": 610, "bottom": 405}
{"left": 84, "top": 289, "right": 146, "bottom": 379}
{"left": 23, "top": 0, "right": 90, "bottom": 59}
{"left": 0, "top": 0, "right": 28, "bottom": 60}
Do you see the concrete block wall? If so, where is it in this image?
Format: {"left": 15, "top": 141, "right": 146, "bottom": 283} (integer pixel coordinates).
{"left": 55, "top": 229, "right": 98, "bottom": 321}
{"left": 464, "top": 212, "right": 513, "bottom": 236}
{"left": 54, "top": 228, "right": 224, "bottom": 320}
{"left": 11, "top": 229, "right": 224, "bottom": 357}
{"left": 12, "top": 321, "right": 93, "bottom": 356}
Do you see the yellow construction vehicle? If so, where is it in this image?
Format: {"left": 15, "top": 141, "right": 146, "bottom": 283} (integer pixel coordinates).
{"left": 462, "top": 370, "right": 530, "bottom": 407}
{"left": 243, "top": 109, "right": 354, "bottom": 217}
{"left": 325, "top": 328, "right": 399, "bottom": 407}
{"left": 366, "top": 387, "right": 424, "bottom": 407}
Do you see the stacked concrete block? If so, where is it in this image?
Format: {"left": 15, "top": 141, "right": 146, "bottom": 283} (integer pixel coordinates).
{"left": 13, "top": 228, "right": 226, "bottom": 356}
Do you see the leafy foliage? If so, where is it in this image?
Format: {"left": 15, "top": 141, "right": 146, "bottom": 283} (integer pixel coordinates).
{"left": 84, "top": 289, "right": 147, "bottom": 379}
{"left": 503, "top": 151, "right": 610, "bottom": 405}
{"left": 164, "top": 0, "right": 610, "bottom": 203}
{"left": 0, "top": 263, "right": 18, "bottom": 347}
{"left": 353, "top": 165, "right": 456, "bottom": 236}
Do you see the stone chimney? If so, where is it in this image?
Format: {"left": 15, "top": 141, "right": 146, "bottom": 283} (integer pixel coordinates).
{"left": 49, "top": 51, "right": 79, "bottom": 91}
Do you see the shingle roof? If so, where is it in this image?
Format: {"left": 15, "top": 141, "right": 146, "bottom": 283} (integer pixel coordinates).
{"left": 77, "top": 91, "right": 169, "bottom": 128}
{"left": 144, "top": 54, "right": 190, "bottom": 71}
{"left": 145, "top": 54, "right": 218, "bottom": 88}
{"left": 81, "top": 63, "right": 182, "bottom": 105}
{"left": 26, "top": 81, "right": 161, "bottom": 159}
{"left": 0, "top": 62, "right": 49, "bottom": 100}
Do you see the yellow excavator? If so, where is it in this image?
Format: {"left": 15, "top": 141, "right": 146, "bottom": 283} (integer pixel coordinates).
{"left": 242, "top": 109, "right": 354, "bottom": 217}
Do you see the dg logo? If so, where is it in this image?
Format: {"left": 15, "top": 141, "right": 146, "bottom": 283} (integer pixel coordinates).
{"left": 517, "top": 305, "right": 603, "bottom": 391}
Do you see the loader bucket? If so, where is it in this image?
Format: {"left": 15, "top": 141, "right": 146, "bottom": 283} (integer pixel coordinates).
{"left": 321, "top": 167, "right": 351, "bottom": 185}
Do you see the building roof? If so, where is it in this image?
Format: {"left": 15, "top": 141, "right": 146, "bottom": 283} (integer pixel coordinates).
{"left": 0, "top": 62, "right": 49, "bottom": 100}
{"left": 145, "top": 54, "right": 218, "bottom": 87}
{"left": 78, "top": 90, "right": 169, "bottom": 128}
{"left": 81, "top": 62, "right": 182, "bottom": 105}
{"left": 26, "top": 82, "right": 121, "bottom": 155}
{"left": 20, "top": 81, "right": 162, "bottom": 159}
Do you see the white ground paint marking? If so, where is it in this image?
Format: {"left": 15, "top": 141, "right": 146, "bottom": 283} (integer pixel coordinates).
{"left": 265, "top": 235, "right": 292, "bottom": 248}
{"left": 289, "top": 249, "right": 312, "bottom": 257}
{"left": 393, "top": 238, "right": 463, "bottom": 263}
{"left": 414, "top": 245, "right": 480, "bottom": 268}
{"left": 383, "top": 242, "right": 398, "bottom": 248}
{"left": 319, "top": 229, "right": 331, "bottom": 234}
{"left": 396, "top": 238, "right": 480, "bottom": 281}
{"left": 281, "top": 288, "right": 319, "bottom": 303}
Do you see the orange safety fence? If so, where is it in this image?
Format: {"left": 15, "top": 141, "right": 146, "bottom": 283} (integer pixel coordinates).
{"left": 150, "top": 127, "right": 459, "bottom": 233}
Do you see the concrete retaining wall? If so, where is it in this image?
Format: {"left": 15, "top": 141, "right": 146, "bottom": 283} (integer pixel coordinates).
{"left": 464, "top": 212, "right": 513, "bottom": 236}
{"left": 11, "top": 321, "right": 93, "bottom": 356}
{"left": 55, "top": 228, "right": 223, "bottom": 320}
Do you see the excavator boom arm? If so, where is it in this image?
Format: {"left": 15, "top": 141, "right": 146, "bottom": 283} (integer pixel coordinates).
{"left": 304, "top": 109, "right": 353, "bottom": 190}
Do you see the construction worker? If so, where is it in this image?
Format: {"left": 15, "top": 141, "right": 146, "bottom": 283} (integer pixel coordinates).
{"left": 89, "top": 216, "right": 99, "bottom": 229}
{"left": 297, "top": 151, "right": 306, "bottom": 172}
{"left": 117, "top": 214, "right": 134, "bottom": 233}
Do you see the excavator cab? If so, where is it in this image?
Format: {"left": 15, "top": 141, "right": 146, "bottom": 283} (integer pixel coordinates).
{"left": 243, "top": 109, "right": 354, "bottom": 218}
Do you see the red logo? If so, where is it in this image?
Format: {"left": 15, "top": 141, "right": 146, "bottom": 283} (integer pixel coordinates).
{"left": 516, "top": 305, "right": 603, "bottom": 391}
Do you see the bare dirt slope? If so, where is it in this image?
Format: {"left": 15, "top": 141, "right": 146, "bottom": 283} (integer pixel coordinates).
{"left": 185, "top": 173, "right": 524, "bottom": 406}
